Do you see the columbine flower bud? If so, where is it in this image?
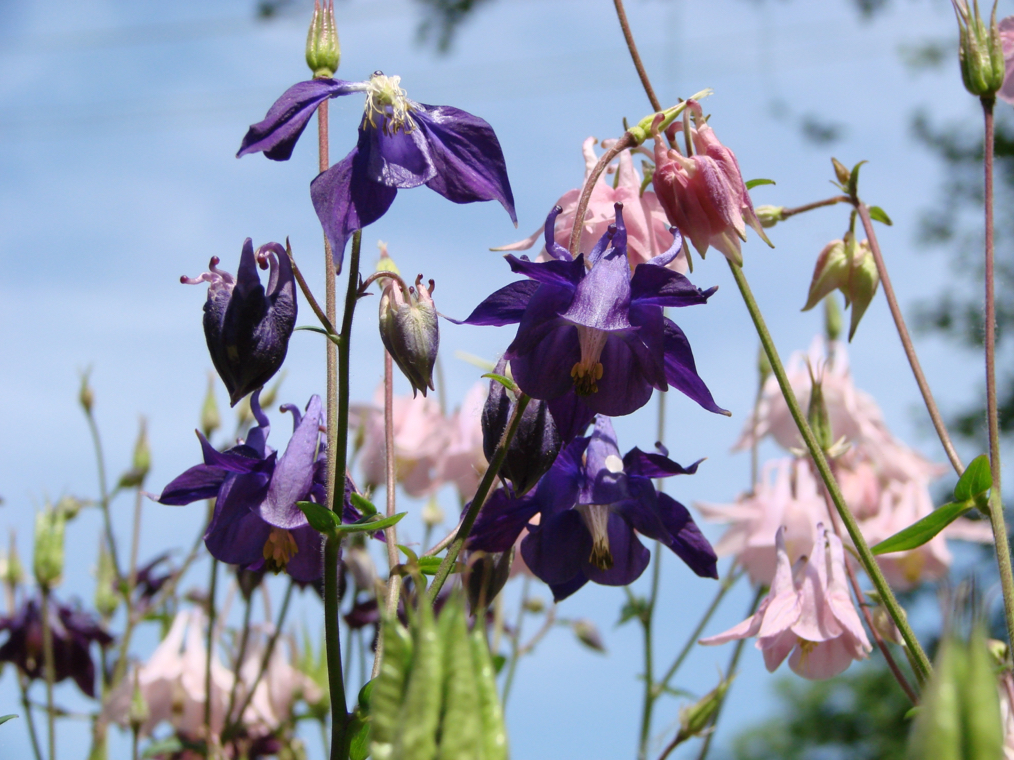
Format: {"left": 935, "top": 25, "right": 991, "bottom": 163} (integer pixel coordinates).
{"left": 844, "top": 240, "right": 879, "bottom": 341}
{"left": 200, "top": 375, "right": 221, "bottom": 439}
{"left": 831, "top": 157, "right": 851, "bottom": 186}
{"left": 802, "top": 233, "right": 879, "bottom": 341}
{"left": 466, "top": 549, "right": 514, "bottom": 612}
{"left": 55, "top": 495, "right": 83, "bottom": 521}
{"left": 952, "top": 0, "right": 1006, "bottom": 97}
{"left": 305, "top": 0, "right": 340, "bottom": 79}
{"left": 481, "top": 359, "right": 562, "bottom": 496}
{"left": 79, "top": 370, "right": 95, "bottom": 414}
{"left": 676, "top": 676, "right": 733, "bottom": 744}
{"left": 755, "top": 205, "right": 785, "bottom": 228}
{"left": 421, "top": 496, "right": 445, "bottom": 528}
{"left": 118, "top": 418, "right": 151, "bottom": 489}
{"left": 33, "top": 507, "right": 66, "bottom": 589}
{"left": 523, "top": 596, "right": 545, "bottom": 614}
{"left": 802, "top": 236, "right": 851, "bottom": 312}
{"left": 128, "top": 671, "right": 150, "bottom": 732}
{"left": 94, "top": 541, "right": 120, "bottom": 619}
{"left": 182, "top": 239, "right": 297, "bottom": 407}
{"left": 3, "top": 533, "right": 24, "bottom": 589}
{"left": 572, "top": 619, "right": 606, "bottom": 652}
{"left": 807, "top": 366, "right": 834, "bottom": 454}
{"left": 378, "top": 274, "right": 439, "bottom": 397}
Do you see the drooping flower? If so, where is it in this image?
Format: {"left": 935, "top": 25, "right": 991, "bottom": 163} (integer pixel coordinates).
{"left": 700, "top": 524, "right": 871, "bottom": 680}
{"left": 652, "top": 101, "right": 771, "bottom": 266}
{"left": 459, "top": 203, "right": 727, "bottom": 418}
{"left": 0, "top": 595, "right": 113, "bottom": 697}
{"left": 379, "top": 273, "right": 439, "bottom": 397}
{"left": 238, "top": 73, "right": 516, "bottom": 268}
{"left": 468, "top": 416, "right": 717, "bottom": 601}
{"left": 157, "top": 391, "right": 357, "bottom": 583}
{"left": 182, "top": 240, "right": 297, "bottom": 407}
{"left": 498, "top": 137, "right": 686, "bottom": 271}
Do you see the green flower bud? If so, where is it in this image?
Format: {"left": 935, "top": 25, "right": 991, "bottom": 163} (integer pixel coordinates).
{"left": 824, "top": 294, "right": 843, "bottom": 343}
{"left": 572, "top": 619, "right": 606, "bottom": 653}
{"left": 379, "top": 274, "right": 439, "bottom": 398}
{"left": 118, "top": 418, "right": 151, "bottom": 489}
{"left": 306, "top": 0, "right": 340, "bottom": 79}
{"left": 831, "top": 157, "right": 851, "bottom": 186}
{"left": 128, "top": 672, "right": 150, "bottom": 731}
{"left": 523, "top": 596, "right": 546, "bottom": 614}
{"left": 79, "top": 370, "right": 95, "bottom": 414}
{"left": 676, "top": 675, "right": 734, "bottom": 744}
{"left": 200, "top": 374, "right": 221, "bottom": 439}
{"left": 844, "top": 240, "right": 879, "bottom": 341}
{"left": 802, "top": 236, "right": 851, "bottom": 312}
{"left": 755, "top": 205, "right": 785, "bottom": 229}
{"left": 33, "top": 508, "right": 66, "bottom": 589}
{"left": 3, "top": 532, "right": 24, "bottom": 589}
{"left": 94, "top": 541, "right": 120, "bottom": 619}
{"left": 807, "top": 365, "right": 834, "bottom": 454}
{"left": 421, "top": 496, "right": 444, "bottom": 529}
{"left": 55, "top": 495, "right": 84, "bottom": 521}
{"left": 952, "top": 0, "right": 1006, "bottom": 98}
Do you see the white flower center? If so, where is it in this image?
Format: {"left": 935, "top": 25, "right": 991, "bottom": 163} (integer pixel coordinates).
{"left": 576, "top": 503, "right": 612, "bottom": 570}
{"left": 364, "top": 73, "right": 414, "bottom": 136}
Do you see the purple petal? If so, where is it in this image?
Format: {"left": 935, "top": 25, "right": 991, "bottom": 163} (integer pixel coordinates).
{"left": 542, "top": 206, "right": 574, "bottom": 262}
{"left": 156, "top": 464, "right": 227, "bottom": 506}
{"left": 662, "top": 318, "right": 729, "bottom": 415}
{"left": 505, "top": 253, "right": 585, "bottom": 290}
{"left": 581, "top": 337, "right": 653, "bottom": 417}
{"left": 467, "top": 488, "right": 541, "bottom": 553}
{"left": 532, "top": 436, "right": 587, "bottom": 514}
{"left": 561, "top": 249, "right": 631, "bottom": 331}
{"left": 630, "top": 266, "right": 717, "bottom": 308}
{"left": 624, "top": 302, "right": 667, "bottom": 390}
{"left": 284, "top": 525, "right": 324, "bottom": 583}
{"left": 455, "top": 279, "right": 539, "bottom": 326}
{"left": 509, "top": 322, "right": 580, "bottom": 401}
{"left": 520, "top": 509, "right": 590, "bottom": 585}
{"left": 238, "top": 79, "right": 363, "bottom": 161}
{"left": 260, "top": 396, "right": 322, "bottom": 529}
{"left": 310, "top": 146, "right": 398, "bottom": 270}
{"left": 204, "top": 475, "right": 272, "bottom": 566}
{"left": 364, "top": 115, "right": 437, "bottom": 187}
{"left": 622, "top": 448, "right": 702, "bottom": 478}
{"left": 657, "top": 493, "right": 718, "bottom": 578}
{"left": 506, "top": 284, "right": 577, "bottom": 358}
{"left": 549, "top": 573, "right": 588, "bottom": 602}
{"left": 647, "top": 227, "right": 684, "bottom": 268}
{"left": 413, "top": 105, "right": 517, "bottom": 224}
{"left": 582, "top": 514, "right": 650, "bottom": 586}
{"left": 547, "top": 392, "right": 595, "bottom": 443}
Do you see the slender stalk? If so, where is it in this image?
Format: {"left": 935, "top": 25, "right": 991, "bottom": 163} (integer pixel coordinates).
{"left": 612, "top": 0, "right": 662, "bottom": 112}
{"left": 224, "top": 592, "right": 255, "bottom": 730}
{"left": 371, "top": 351, "right": 403, "bottom": 679}
{"left": 40, "top": 589, "right": 55, "bottom": 760}
{"left": 516, "top": 605, "right": 556, "bottom": 656}
{"left": 227, "top": 581, "right": 295, "bottom": 738}
{"left": 655, "top": 568, "right": 742, "bottom": 699}
{"left": 568, "top": 136, "right": 633, "bottom": 257}
{"left": 19, "top": 673, "right": 43, "bottom": 760}
{"left": 636, "top": 549, "right": 662, "bottom": 760}
{"left": 727, "top": 259, "right": 932, "bottom": 679}
{"left": 691, "top": 587, "right": 765, "bottom": 760}
{"left": 780, "top": 195, "right": 849, "bottom": 219}
{"left": 854, "top": 203, "right": 964, "bottom": 475}
{"left": 127, "top": 488, "right": 143, "bottom": 590}
{"left": 500, "top": 576, "right": 530, "bottom": 710}
{"left": 131, "top": 726, "right": 140, "bottom": 760}
{"left": 203, "top": 559, "right": 219, "bottom": 755}
{"left": 980, "top": 97, "right": 1014, "bottom": 645}
{"left": 427, "top": 395, "right": 531, "bottom": 602}
{"left": 85, "top": 409, "right": 121, "bottom": 578}
{"left": 288, "top": 246, "right": 336, "bottom": 336}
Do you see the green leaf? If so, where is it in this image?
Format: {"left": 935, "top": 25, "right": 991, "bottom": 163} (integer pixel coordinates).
{"left": 398, "top": 544, "right": 420, "bottom": 564}
{"left": 481, "top": 372, "right": 517, "bottom": 393}
{"left": 955, "top": 454, "right": 992, "bottom": 502}
{"left": 350, "top": 492, "right": 378, "bottom": 518}
{"left": 0, "top": 715, "right": 17, "bottom": 726}
{"left": 142, "top": 738, "right": 184, "bottom": 758}
{"left": 871, "top": 500, "right": 973, "bottom": 555}
{"left": 491, "top": 654, "right": 507, "bottom": 674}
{"left": 417, "top": 556, "right": 443, "bottom": 575}
{"left": 335, "top": 512, "right": 406, "bottom": 535}
{"left": 346, "top": 708, "right": 371, "bottom": 760}
{"left": 293, "top": 325, "right": 342, "bottom": 347}
{"left": 847, "top": 160, "right": 868, "bottom": 198}
{"left": 296, "top": 501, "right": 340, "bottom": 534}
{"left": 358, "top": 679, "right": 374, "bottom": 712}
{"left": 745, "top": 178, "right": 775, "bottom": 190}
{"left": 617, "top": 596, "right": 649, "bottom": 626}
{"left": 868, "top": 205, "right": 893, "bottom": 226}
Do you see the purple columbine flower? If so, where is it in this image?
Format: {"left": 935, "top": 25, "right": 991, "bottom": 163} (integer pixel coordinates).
{"left": 0, "top": 595, "right": 113, "bottom": 697}
{"left": 467, "top": 416, "right": 718, "bottom": 601}
{"left": 459, "top": 203, "right": 727, "bottom": 419}
{"left": 237, "top": 72, "right": 516, "bottom": 269}
{"left": 182, "top": 240, "right": 297, "bottom": 407}
{"left": 157, "top": 391, "right": 359, "bottom": 583}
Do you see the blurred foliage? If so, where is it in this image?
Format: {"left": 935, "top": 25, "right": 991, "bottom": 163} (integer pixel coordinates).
{"left": 721, "top": 663, "right": 911, "bottom": 760}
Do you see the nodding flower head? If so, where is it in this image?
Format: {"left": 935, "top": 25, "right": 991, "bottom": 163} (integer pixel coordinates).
{"left": 182, "top": 239, "right": 297, "bottom": 407}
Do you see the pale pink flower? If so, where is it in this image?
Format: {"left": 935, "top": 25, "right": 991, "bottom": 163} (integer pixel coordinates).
{"left": 237, "top": 631, "right": 322, "bottom": 732}
{"left": 696, "top": 459, "right": 827, "bottom": 585}
{"left": 436, "top": 381, "right": 488, "bottom": 501}
{"left": 651, "top": 100, "right": 770, "bottom": 266}
{"left": 700, "top": 525, "right": 871, "bottom": 680}
{"left": 998, "top": 17, "right": 1014, "bottom": 106}
{"left": 497, "top": 137, "right": 686, "bottom": 271}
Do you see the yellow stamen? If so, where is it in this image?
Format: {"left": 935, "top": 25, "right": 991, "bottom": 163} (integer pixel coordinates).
{"left": 363, "top": 73, "right": 414, "bottom": 135}
{"left": 262, "top": 527, "right": 299, "bottom": 574}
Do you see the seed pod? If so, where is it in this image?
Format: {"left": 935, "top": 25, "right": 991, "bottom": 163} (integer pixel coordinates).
{"left": 470, "top": 622, "right": 508, "bottom": 760}
{"left": 370, "top": 615, "right": 414, "bottom": 759}
{"left": 436, "top": 595, "right": 483, "bottom": 760}
{"left": 394, "top": 596, "right": 443, "bottom": 760}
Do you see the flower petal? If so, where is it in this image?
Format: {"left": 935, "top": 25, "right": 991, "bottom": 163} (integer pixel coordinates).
{"left": 260, "top": 396, "right": 322, "bottom": 529}
{"left": 662, "top": 318, "right": 728, "bottom": 415}
{"left": 468, "top": 488, "right": 542, "bottom": 553}
{"left": 454, "top": 279, "right": 539, "bottom": 326}
{"left": 520, "top": 509, "right": 590, "bottom": 585}
{"left": 582, "top": 514, "right": 650, "bottom": 586}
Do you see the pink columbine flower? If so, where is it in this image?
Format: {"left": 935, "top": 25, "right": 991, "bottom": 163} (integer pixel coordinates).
{"left": 435, "top": 381, "right": 488, "bottom": 501}
{"left": 700, "top": 524, "right": 871, "bottom": 680}
{"left": 497, "top": 137, "right": 686, "bottom": 271}
{"left": 651, "top": 101, "right": 771, "bottom": 266}
{"left": 1000, "top": 17, "right": 1014, "bottom": 105}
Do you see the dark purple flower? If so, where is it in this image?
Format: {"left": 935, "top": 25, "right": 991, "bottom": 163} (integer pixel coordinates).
{"left": 157, "top": 391, "right": 359, "bottom": 583}
{"left": 237, "top": 73, "right": 516, "bottom": 269}
{"left": 459, "top": 203, "right": 727, "bottom": 418}
{"left": 0, "top": 595, "right": 113, "bottom": 697}
{"left": 468, "top": 416, "right": 717, "bottom": 601}
{"left": 182, "top": 240, "right": 296, "bottom": 407}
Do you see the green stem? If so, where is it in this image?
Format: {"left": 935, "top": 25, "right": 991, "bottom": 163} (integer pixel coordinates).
{"left": 612, "top": 0, "right": 662, "bottom": 112}
{"left": 636, "top": 548, "right": 662, "bottom": 760}
{"left": 223, "top": 592, "right": 254, "bottom": 730}
{"left": 203, "top": 559, "right": 218, "bottom": 755}
{"left": 981, "top": 97, "right": 1014, "bottom": 646}
{"left": 726, "top": 258, "right": 932, "bottom": 680}
{"left": 427, "top": 394, "right": 531, "bottom": 602}
{"left": 85, "top": 409, "right": 121, "bottom": 579}
{"left": 19, "top": 674, "right": 43, "bottom": 760}
{"left": 40, "top": 589, "right": 55, "bottom": 760}
{"left": 325, "top": 229, "right": 361, "bottom": 760}
{"left": 500, "top": 575, "right": 530, "bottom": 710}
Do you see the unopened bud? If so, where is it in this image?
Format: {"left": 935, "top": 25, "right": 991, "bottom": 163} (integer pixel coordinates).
{"left": 128, "top": 671, "right": 150, "bottom": 731}
{"left": 802, "top": 236, "right": 851, "bottom": 312}
{"left": 55, "top": 495, "right": 84, "bottom": 521}
{"left": 824, "top": 294, "right": 843, "bottom": 343}
{"left": 676, "top": 675, "right": 734, "bottom": 744}
{"left": 79, "top": 370, "right": 95, "bottom": 414}
{"left": 201, "top": 375, "right": 221, "bottom": 439}
{"left": 952, "top": 0, "right": 1006, "bottom": 97}
{"left": 4, "top": 532, "right": 24, "bottom": 589}
{"left": 466, "top": 549, "right": 514, "bottom": 612}
{"left": 305, "top": 0, "right": 340, "bottom": 79}
{"left": 755, "top": 205, "right": 785, "bottom": 229}
{"left": 831, "top": 157, "right": 851, "bottom": 186}
{"left": 807, "top": 365, "right": 834, "bottom": 454}
{"left": 522, "top": 597, "right": 545, "bottom": 614}
{"left": 33, "top": 507, "right": 66, "bottom": 589}
{"left": 844, "top": 240, "right": 879, "bottom": 341}
{"left": 236, "top": 566, "right": 266, "bottom": 602}
{"left": 987, "top": 638, "right": 1009, "bottom": 668}
{"left": 118, "top": 418, "right": 151, "bottom": 489}
{"left": 572, "top": 619, "right": 606, "bottom": 653}
{"left": 94, "top": 541, "right": 120, "bottom": 619}
{"left": 379, "top": 274, "right": 439, "bottom": 397}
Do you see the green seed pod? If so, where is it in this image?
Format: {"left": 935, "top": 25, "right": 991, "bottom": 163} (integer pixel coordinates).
{"left": 370, "top": 616, "right": 414, "bottom": 760}
{"left": 962, "top": 622, "right": 1004, "bottom": 760}
{"left": 33, "top": 507, "right": 66, "bottom": 590}
{"left": 394, "top": 597, "right": 443, "bottom": 760}
{"left": 436, "top": 595, "right": 483, "bottom": 760}
{"left": 470, "top": 622, "right": 508, "bottom": 760}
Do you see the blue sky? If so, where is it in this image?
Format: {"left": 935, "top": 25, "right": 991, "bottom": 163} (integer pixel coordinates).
{"left": 0, "top": 0, "right": 1002, "bottom": 757}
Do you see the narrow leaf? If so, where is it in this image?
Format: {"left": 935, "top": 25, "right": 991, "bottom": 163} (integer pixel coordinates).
{"left": 346, "top": 709, "right": 371, "bottom": 760}
{"left": 868, "top": 205, "right": 893, "bottom": 226}
{"left": 872, "top": 500, "right": 972, "bottom": 555}
{"left": 398, "top": 544, "right": 420, "bottom": 563}
{"left": 296, "top": 501, "right": 339, "bottom": 535}
{"left": 955, "top": 454, "right": 992, "bottom": 502}
{"left": 0, "top": 715, "right": 17, "bottom": 726}
{"left": 745, "top": 178, "right": 775, "bottom": 190}
{"left": 847, "top": 160, "right": 868, "bottom": 197}
{"left": 350, "top": 492, "right": 378, "bottom": 518}
{"left": 334, "top": 512, "right": 407, "bottom": 534}
{"left": 416, "top": 556, "right": 443, "bottom": 575}
{"left": 294, "top": 325, "right": 342, "bottom": 347}
{"left": 481, "top": 372, "right": 518, "bottom": 393}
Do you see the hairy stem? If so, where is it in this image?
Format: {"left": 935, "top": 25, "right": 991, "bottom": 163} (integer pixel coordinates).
{"left": 19, "top": 673, "right": 43, "bottom": 760}
{"left": 636, "top": 549, "right": 661, "bottom": 760}
{"left": 613, "top": 0, "right": 662, "bottom": 112}
{"left": 780, "top": 195, "right": 849, "bottom": 219}
{"left": 568, "top": 135, "right": 633, "bottom": 257}
{"left": 203, "top": 558, "right": 219, "bottom": 755}
{"left": 981, "top": 97, "right": 1014, "bottom": 645}
{"left": 727, "top": 259, "right": 932, "bottom": 680}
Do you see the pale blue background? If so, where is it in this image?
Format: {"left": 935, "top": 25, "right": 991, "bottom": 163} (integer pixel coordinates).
{"left": 0, "top": 0, "right": 999, "bottom": 757}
